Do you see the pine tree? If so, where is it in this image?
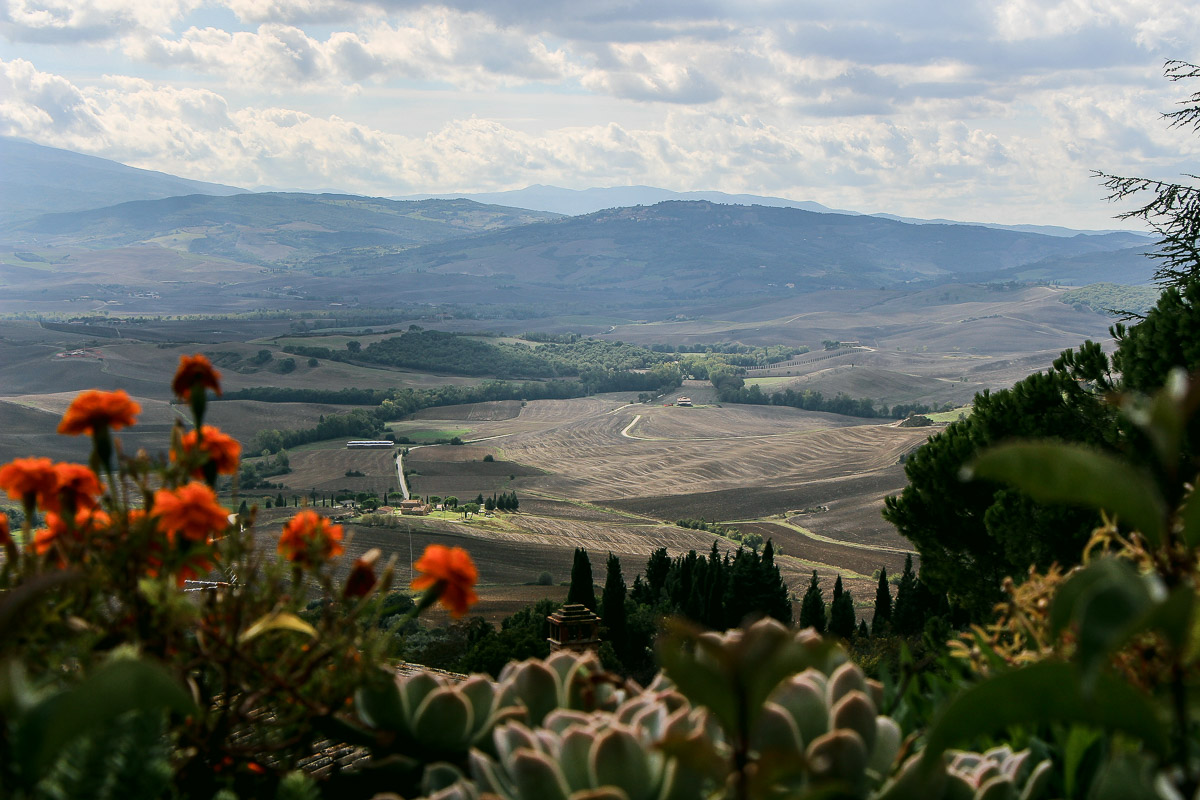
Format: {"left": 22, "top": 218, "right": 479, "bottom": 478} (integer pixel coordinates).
{"left": 567, "top": 548, "right": 597, "bottom": 611}
{"left": 892, "top": 554, "right": 921, "bottom": 636}
{"left": 798, "top": 571, "right": 826, "bottom": 633}
{"left": 829, "top": 575, "right": 857, "bottom": 640}
{"left": 484, "top": 495, "right": 496, "bottom": 511}
{"left": 475, "top": 493, "right": 485, "bottom": 506}
{"left": 600, "top": 553, "right": 628, "bottom": 661}
{"left": 872, "top": 568, "right": 893, "bottom": 635}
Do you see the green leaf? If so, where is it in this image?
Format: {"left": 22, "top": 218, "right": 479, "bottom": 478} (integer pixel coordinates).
{"left": 17, "top": 658, "right": 195, "bottom": 780}
{"left": 1180, "top": 488, "right": 1200, "bottom": 549}
{"left": 921, "top": 662, "right": 1168, "bottom": 766}
{"left": 239, "top": 611, "right": 317, "bottom": 643}
{"left": 967, "top": 442, "right": 1166, "bottom": 547}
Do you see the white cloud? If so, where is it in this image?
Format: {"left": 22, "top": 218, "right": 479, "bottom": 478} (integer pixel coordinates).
{"left": 1, "top": 0, "right": 198, "bottom": 42}
{"left": 124, "top": 10, "right": 574, "bottom": 90}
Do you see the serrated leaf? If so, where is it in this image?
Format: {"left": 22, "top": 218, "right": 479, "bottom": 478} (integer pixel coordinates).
{"left": 239, "top": 611, "right": 317, "bottom": 644}
{"left": 968, "top": 442, "right": 1166, "bottom": 547}
{"left": 921, "top": 662, "right": 1168, "bottom": 767}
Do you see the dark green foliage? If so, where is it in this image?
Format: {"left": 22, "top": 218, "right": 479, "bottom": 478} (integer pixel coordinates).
{"left": 857, "top": 620, "right": 869, "bottom": 638}
{"left": 883, "top": 365, "right": 1120, "bottom": 617}
{"left": 567, "top": 548, "right": 597, "bottom": 611}
{"left": 713, "top": 380, "right": 952, "bottom": 419}
{"left": 455, "top": 600, "right": 557, "bottom": 678}
{"left": 884, "top": 273, "right": 1200, "bottom": 619}
{"left": 798, "top": 571, "right": 826, "bottom": 633}
{"left": 892, "top": 554, "right": 921, "bottom": 636}
{"left": 829, "top": 575, "right": 857, "bottom": 640}
{"left": 356, "top": 329, "right": 673, "bottom": 378}
{"left": 600, "top": 553, "right": 628, "bottom": 663}
{"left": 872, "top": 569, "right": 892, "bottom": 635}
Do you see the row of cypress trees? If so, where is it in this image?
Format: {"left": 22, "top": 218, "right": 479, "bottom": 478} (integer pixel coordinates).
{"left": 566, "top": 541, "right": 792, "bottom": 677}
{"left": 798, "top": 553, "right": 943, "bottom": 639}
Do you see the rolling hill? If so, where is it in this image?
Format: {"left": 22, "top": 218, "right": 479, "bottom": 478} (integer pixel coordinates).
{"left": 0, "top": 137, "right": 245, "bottom": 224}
{"left": 6, "top": 193, "right": 562, "bottom": 264}
{"left": 320, "top": 200, "right": 1151, "bottom": 291}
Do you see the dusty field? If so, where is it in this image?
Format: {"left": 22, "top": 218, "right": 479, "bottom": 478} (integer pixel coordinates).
{"left": 411, "top": 400, "right": 523, "bottom": 421}
{"left": 282, "top": 446, "right": 401, "bottom": 495}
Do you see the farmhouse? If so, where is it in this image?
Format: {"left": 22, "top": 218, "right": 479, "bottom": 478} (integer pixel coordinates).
{"left": 346, "top": 440, "right": 393, "bottom": 449}
{"left": 676, "top": 396, "right": 693, "bottom": 407}
{"left": 398, "top": 499, "right": 430, "bottom": 515}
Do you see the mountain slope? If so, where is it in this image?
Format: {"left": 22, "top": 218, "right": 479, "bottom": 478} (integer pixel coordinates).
{"left": 8, "top": 193, "right": 562, "bottom": 264}
{"left": 322, "top": 201, "right": 1152, "bottom": 290}
{"left": 396, "top": 183, "right": 1149, "bottom": 239}
{"left": 0, "top": 137, "right": 245, "bottom": 224}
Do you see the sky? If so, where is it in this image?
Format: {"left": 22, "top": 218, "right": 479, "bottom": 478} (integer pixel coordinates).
{"left": 2, "top": 0, "right": 1199, "bottom": 229}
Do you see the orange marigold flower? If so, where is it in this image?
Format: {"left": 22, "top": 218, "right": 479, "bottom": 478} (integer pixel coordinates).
{"left": 411, "top": 544, "right": 478, "bottom": 618}
{"left": 175, "top": 425, "right": 241, "bottom": 476}
{"left": 172, "top": 354, "right": 222, "bottom": 400}
{"left": 50, "top": 462, "right": 102, "bottom": 511}
{"left": 278, "top": 510, "right": 344, "bottom": 566}
{"left": 57, "top": 390, "right": 141, "bottom": 436}
{"left": 0, "top": 457, "right": 58, "bottom": 507}
{"left": 153, "top": 482, "right": 230, "bottom": 544}
{"left": 33, "top": 508, "right": 112, "bottom": 557}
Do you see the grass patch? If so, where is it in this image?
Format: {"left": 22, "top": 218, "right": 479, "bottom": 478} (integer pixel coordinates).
{"left": 389, "top": 425, "right": 473, "bottom": 442}
{"left": 925, "top": 406, "right": 972, "bottom": 423}
{"left": 743, "top": 376, "right": 796, "bottom": 388}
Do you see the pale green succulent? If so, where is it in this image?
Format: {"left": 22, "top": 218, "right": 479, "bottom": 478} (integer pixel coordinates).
{"left": 467, "top": 696, "right": 709, "bottom": 800}
{"left": 496, "top": 650, "right": 632, "bottom": 726}
{"left": 355, "top": 670, "right": 521, "bottom": 761}
{"left": 876, "top": 745, "right": 1053, "bottom": 800}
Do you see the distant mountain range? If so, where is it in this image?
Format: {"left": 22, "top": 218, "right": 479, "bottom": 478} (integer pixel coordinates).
{"left": 0, "top": 138, "right": 1159, "bottom": 318}
{"left": 316, "top": 200, "right": 1153, "bottom": 291}
{"left": 0, "top": 136, "right": 244, "bottom": 225}
{"left": 392, "top": 184, "right": 1148, "bottom": 239}
{"left": 11, "top": 193, "right": 559, "bottom": 262}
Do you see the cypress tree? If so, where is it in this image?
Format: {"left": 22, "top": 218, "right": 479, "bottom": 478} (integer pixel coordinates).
{"left": 567, "top": 548, "right": 597, "bottom": 611}
{"left": 600, "top": 553, "right": 628, "bottom": 660}
{"left": 703, "top": 542, "right": 725, "bottom": 627}
{"left": 798, "top": 571, "right": 826, "bottom": 633}
{"left": 237, "top": 499, "right": 249, "bottom": 518}
{"left": 759, "top": 540, "right": 793, "bottom": 625}
{"left": 872, "top": 568, "right": 893, "bottom": 635}
{"left": 829, "top": 575, "right": 857, "bottom": 640}
{"left": 893, "top": 554, "right": 921, "bottom": 635}
{"left": 857, "top": 619, "right": 870, "bottom": 638}
{"left": 510, "top": 492, "right": 519, "bottom": 511}
{"left": 645, "top": 548, "right": 671, "bottom": 604}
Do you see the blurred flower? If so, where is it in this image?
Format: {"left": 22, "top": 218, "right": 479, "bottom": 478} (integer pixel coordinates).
{"left": 33, "top": 508, "right": 112, "bottom": 559}
{"left": 175, "top": 425, "right": 241, "bottom": 476}
{"left": 172, "top": 354, "right": 222, "bottom": 400}
{"left": 57, "top": 390, "right": 141, "bottom": 436}
{"left": 147, "top": 539, "right": 217, "bottom": 587}
{"left": 411, "top": 544, "right": 478, "bottom": 618}
{"left": 0, "top": 457, "right": 58, "bottom": 508}
{"left": 50, "top": 463, "right": 102, "bottom": 512}
{"left": 344, "top": 548, "right": 381, "bottom": 598}
{"left": 278, "top": 510, "right": 344, "bottom": 566}
{"left": 153, "top": 482, "right": 230, "bottom": 544}
{"left": 0, "top": 514, "right": 13, "bottom": 559}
